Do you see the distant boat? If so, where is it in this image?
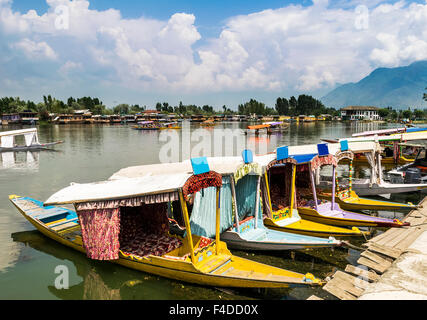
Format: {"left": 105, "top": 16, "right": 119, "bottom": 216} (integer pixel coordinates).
{"left": 0, "top": 128, "right": 63, "bottom": 152}
{"left": 132, "top": 121, "right": 160, "bottom": 130}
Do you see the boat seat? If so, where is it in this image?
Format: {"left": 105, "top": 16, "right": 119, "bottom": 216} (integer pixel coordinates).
{"left": 34, "top": 208, "right": 70, "bottom": 223}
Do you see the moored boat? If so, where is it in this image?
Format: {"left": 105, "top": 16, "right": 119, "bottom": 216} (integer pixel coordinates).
{"left": 0, "top": 128, "right": 63, "bottom": 152}
{"left": 279, "top": 144, "right": 410, "bottom": 228}
{"left": 9, "top": 170, "right": 323, "bottom": 288}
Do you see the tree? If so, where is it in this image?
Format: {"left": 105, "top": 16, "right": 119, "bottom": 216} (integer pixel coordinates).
{"left": 413, "top": 109, "right": 424, "bottom": 120}
{"left": 289, "top": 96, "right": 297, "bottom": 116}
{"left": 424, "top": 87, "right": 427, "bottom": 102}
{"left": 402, "top": 109, "right": 412, "bottom": 119}
{"left": 378, "top": 108, "right": 390, "bottom": 118}
{"left": 275, "top": 97, "right": 289, "bottom": 115}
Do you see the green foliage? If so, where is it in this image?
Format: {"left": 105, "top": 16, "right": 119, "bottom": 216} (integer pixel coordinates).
{"left": 238, "top": 99, "right": 274, "bottom": 116}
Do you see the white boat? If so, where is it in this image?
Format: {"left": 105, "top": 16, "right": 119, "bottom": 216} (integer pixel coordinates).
{"left": 0, "top": 128, "right": 63, "bottom": 152}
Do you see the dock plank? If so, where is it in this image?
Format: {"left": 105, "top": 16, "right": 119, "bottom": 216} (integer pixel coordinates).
{"left": 370, "top": 228, "right": 403, "bottom": 247}
{"left": 344, "top": 265, "right": 380, "bottom": 282}
{"left": 366, "top": 243, "right": 402, "bottom": 260}
{"left": 395, "top": 228, "right": 424, "bottom": 251}
{"left": 360, "top": 251, "right": 393, "bottom": 266}
{"left": 323, "top": 281, "right": 357, "bottom": 300}
{"left": 332, "top": 271, "right": 370, "bottom": 290}
{"left": 357, "top": 257, "right": 389, "bottom": 274}
{"left": 307, "top": 295, "right": 324, "bottom": 300}
{"left": 386, "top": 229, "right": 414, "bottom": 248}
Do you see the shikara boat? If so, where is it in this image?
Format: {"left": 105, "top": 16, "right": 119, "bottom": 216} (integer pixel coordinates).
{"left": 158, "top": 122, "right": 181, "bottom": 130}
{"left": 200, "top": 119, "right": 216, "bottom": 127}
{"left": 324, "top": 129, "right": 427, "bottom": 166}
{"left": 132, "top": 121, "right": 160, "bottom": 131}
{"left": 0, "top": 128, "right": 63, "bottom": 152}
{"left": 318, "top": 150, "right": 418, "bottom": 211}
{"left": 111, "top": 156, "right": 365, "bottom": 239}
{"left": 190, "top": 155, "right": 341, "bottom": 249}
{"left": 269, "top": 144, "right": 410, "bottom": 228}
{"left": 9, "top": 171, "right": 323, "bottom": 288}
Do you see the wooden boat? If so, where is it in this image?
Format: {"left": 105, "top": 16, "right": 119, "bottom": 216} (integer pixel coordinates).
{"left": 0, "top": 128, "right": 63, "bottom": 152}
{"left": 190, "top": 155, "right": 342, "bottom": 249}
{"left": 9, "top": 171, "right": 324, "bottom": 288}
{"left": 111, "top": 156, "right": 365, "bottom": 239}
{"left": 318, "top": 150, "right": 418, "bottom": 211}
{"left": 132, "top": 121, "right": 160, "bottom": 130}
{"left": 200, "top": 119, "right": 216, "bottom": 127}
{"left": 322, "top": 137, "right": 427, "bottom": 196}
{"left": 255, "top": 143, "right": 410, "bottom": 228}
{"left": 159, "top": 122, "right": 182, "bottom": 130}
{"left": 318, "top": 190, "right": 418, "bottom": 212}
{"left": 287, "top": 146, "right": 409, "bottom": 227}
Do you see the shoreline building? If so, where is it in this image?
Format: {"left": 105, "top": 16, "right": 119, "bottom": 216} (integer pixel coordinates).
{"left": 340, "top": 106, "right": 381, "bottom": 121}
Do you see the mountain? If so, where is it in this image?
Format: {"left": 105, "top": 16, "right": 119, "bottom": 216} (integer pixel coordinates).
{"left": 322, "top": 61, "right": 427, "bottom": 109}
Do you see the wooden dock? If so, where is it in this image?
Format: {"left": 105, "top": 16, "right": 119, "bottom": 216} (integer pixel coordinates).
{"left": 320, "top": 196, "right": 427, "bottom": 300}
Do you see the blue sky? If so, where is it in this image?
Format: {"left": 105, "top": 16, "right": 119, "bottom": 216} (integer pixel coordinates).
{"left": 2, "top": 0, "right": 427, "bottom": 109}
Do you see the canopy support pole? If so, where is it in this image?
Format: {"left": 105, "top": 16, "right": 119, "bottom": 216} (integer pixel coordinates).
{"left": 254, "top": 176, "right": 261, "bottom": 229}
{"left": 264, "top": 171, "right": 273, "bottom": 213}
{"left": 215, "top": 187, "right": 221, "bottom": 255}
{"left": 289, "top": 165, "right": 297, "bottom": 218}
{"left": 331, "top": 166, "right": 336, "bottom": 211}
{"left": 230, "top": 175, "right": 240, "bottom": 233}
{"left": 309, "top": 166, "right": 319, "bottom": 211}
{"left": 179, "top": 190, "right": 196, "bottom": 264}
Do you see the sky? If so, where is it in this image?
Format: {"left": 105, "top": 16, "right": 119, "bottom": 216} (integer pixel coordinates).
{"left": 1, "top": 0, "right": 427, "bottom": 109}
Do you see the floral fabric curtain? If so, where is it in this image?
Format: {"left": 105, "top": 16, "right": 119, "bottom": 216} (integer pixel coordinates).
{"left": 77, "top": 208, "right": 121, "bottom": 261}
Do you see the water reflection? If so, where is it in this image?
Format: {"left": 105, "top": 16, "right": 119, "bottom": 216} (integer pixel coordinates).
{"left": 1, "top": 151, "right": 40, "bottom": 171}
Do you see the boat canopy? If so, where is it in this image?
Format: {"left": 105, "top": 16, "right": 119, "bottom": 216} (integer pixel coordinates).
{"left": 137, "top": 121, "right": 154, "bottom": 125}
{"left": 337, "top": 131, "right": 427, "bottom": 144}
{"left": 44, "top": 173, "right": 192, "bottom": 206}
{"left": 0, "top": 128, "right": 39, "bottom": 148}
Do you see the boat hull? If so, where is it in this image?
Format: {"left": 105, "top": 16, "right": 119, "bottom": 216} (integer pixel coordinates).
{"left": 318, "top": 191, "right": 417, "bottom": 211}
{"left": 0, "top": 141, "right": 63, "bottom": 152}
{"left": 297, "top": 204, "right": 408, "bottom": 228}
{"left": 263, "top": 217, "right": 365, "bottom": 238}
{"left": 352, "top": 180, "right": 427, "bottom": 196}
{"left": 220, "top": 228, "right": 339, "bottom": 251}
{"left": 9, "top": 196, "right": 322, "bottom": 289}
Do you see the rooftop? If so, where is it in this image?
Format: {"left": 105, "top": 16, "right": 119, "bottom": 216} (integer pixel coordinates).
{"left": 341, "top": 106, "right": 379, "bottom": 111}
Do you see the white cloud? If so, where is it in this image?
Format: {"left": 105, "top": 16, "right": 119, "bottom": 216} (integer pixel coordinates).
{"left": 11, "top": 38, "right": 57, "bottom": 60}
{"left": 0, "top": 0, "right": 426, "bottom": 105}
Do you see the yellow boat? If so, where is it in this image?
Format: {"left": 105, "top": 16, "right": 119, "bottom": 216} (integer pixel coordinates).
{"left": 259, "top": 145, "right": 408, "bottom": 229}
{"left": 261, "top": 152, "right": 367, "bottom": 238}
{"left": 318, "top": 190, "right": 418, "bottom": 212}
{"left": 9, "top": 170, "right": 323, "bottom": 289}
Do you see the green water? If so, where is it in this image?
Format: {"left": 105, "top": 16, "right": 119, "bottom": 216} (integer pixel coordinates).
{"left": 0, "top": 121, "right": 423, "bottom": 300}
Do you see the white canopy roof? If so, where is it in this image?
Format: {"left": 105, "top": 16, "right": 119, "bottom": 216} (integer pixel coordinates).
{"left": 44, "top": 173, "right": 191, "bottom": 205}
{"left": 0, "top": 128, "right": 37, "bottom": 137}
{"left": 110, "top": 141, "right": 379, "bottom": 181}
{"left": 338, "top": 131, "right": 427, "bottom": 144}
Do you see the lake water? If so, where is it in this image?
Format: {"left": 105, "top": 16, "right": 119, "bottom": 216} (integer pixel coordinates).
{"left": 0, "top": 121, "right": 424, "bottom": 300}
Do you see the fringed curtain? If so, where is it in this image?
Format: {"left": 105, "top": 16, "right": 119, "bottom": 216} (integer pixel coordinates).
{"left": 182, "top": 171, "right": 223, "bottom": 201}
{"left": 77, "top": 208, "right": 121, "bottom": 261}
{"left": 188, "top": 177, "right": 233, "bottom": 238}
{"left": 235, "top": 175, "right": 261, "bottom": 221}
